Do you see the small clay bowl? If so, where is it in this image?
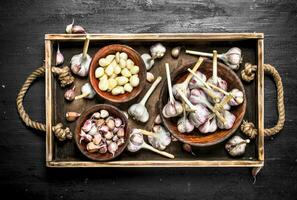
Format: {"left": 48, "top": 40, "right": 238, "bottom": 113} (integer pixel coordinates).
{"left": 75, "top": 104, "right": 130, "bottom": 161}
{"left": 160, "top": 59, "right": 246, "bottom": 147}
{"left": 89, "top": 44, "right": 146, "bottom": 103}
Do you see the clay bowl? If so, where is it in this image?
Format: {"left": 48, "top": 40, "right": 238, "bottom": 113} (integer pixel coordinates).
{"left": 89, "top": 44, "right": 146, "bottom": 103}
{"left": 75, "top": 104, "right": 130, "bottom": 161}
{"left": 160, "top": 59, "right": 246, "bottom": 147}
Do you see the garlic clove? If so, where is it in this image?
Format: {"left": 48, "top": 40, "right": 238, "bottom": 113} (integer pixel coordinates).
{"left": 86, "top": 142, "right": 101, "bottom": 153}
{"left": 117, "top": 138, "right": 125, "bottom": 146}
{"left": 95, "top": 119, "right": 105, "bottom": 127}
{"left": 171, "top": 46, "right": 181, "bottom": 58}
{"left": 188, "top": 104, "right": 210, "bottom": 128}
{"left": 114, "top": 118, "right": 122, "bottom": 127}
{"left": 182, "top": 143, "right": 196, "bottom": 156}
{"left": 106, "top": 117, "right": 115, "bottom": 130}
{"left": 108, "top": 142, "right": 118, "bottom": 156}
{"left": 65, "top": 111, "right": 81, "bottom": 122}
{"left": 82, "top": 119, "right": 93, "bottom": 132}
{"left": 117, "top": 128, "right": 125, "bottom": 137}
{"left": 104, "top": 131, "right": 114, "bottom": 140}
{"left": 56, "top": 44, "right": 64, "bottom": 66}
{"left": 99, "top": 125, "right": 109, "bottom": 133}
{"left": 154, "top": 114, "right": 162, "bottom": 125}
{"left": 99, "top": 144, "right": 108, "bottom": 154}
{"left": 88, "top": 125, "right": 98, "bottom": 135}
{"left": 91, "top": 112, "right": 101, "bottom": 119}
{"left": 146, "top": 72, "right": 155, "bottom": 83}
{"left": 141, "top": 53, "right": 155, "bottom": 70}
{"left": 64, "top": 86, "right": 76, "bottom": 101}
{"left": 65, "top": 19, "right": 74, "bottom": 33}
{"left": 93, "top": 134, "right": 102, "bottom": 145}
{"left": 100, "top": 110, "right": 109, "bottom": 118}
{"left": 71, "top": 25, "right": 86, "bottom": 34}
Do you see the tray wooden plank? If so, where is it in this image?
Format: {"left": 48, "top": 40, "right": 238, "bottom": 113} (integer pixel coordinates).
{"left": 45, "top": 33, "right": 264, "bottom": 168}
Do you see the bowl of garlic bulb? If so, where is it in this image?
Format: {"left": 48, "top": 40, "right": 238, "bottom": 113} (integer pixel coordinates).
{"left": 89, "top": 44, "right": 146, "bottom": 103}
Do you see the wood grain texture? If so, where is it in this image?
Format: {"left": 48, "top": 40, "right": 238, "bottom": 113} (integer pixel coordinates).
{"left": 0, "top": 0, "right": 296, "bottom": 199}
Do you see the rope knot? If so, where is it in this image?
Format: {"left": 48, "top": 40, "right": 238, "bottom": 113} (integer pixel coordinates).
{"left": 52, "top": 66, "right": 74, "bottom": 87}
{"left": 52, "top": 123, "right": 73, "bottom": 141}
{"left": 241, "top": 120, "right": 258, "bottom": 139}
{"left": 241, "top": 63, "right": 257, "bottom": 82}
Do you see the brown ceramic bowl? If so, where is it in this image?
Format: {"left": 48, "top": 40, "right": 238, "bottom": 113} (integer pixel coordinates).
{"left": 89, "top": 44, "right": 146, "bottom": 103}
{"left": 75, "top": 104, "right": 130, "bottom": 161}
{"left": 160, "top": 59, "right": 246, "bottom": 147}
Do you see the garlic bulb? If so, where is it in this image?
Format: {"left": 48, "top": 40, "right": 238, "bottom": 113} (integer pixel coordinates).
{"left": 141, "top": 53, "right": 155, "bottom": 70}
{"left": 188, "top": 104, "right": 210, "bottom": 128}
{"left": 128, "top": 77, "right": 162, "bottom": 122}
{"left": 198, "top": 116, "right": 217, "bottom": 134}
{"left": 127, "top": 129, "right": 174, "bottom": 159}
{"left": 225, "top": 136, "right": 250, "bottom": 157}
{"left": 188, "top": 71, "right": 206, "bottom": 89}
{"left": 172, "top": 84, "right": 190, "bottom": 100}
{"left": 70, "top": 35, "right": 92, "bottom": 77}
{"left": 162, "top": 63, "right": 183, "bottom": 118}
{"left": 56, "top": 43, "right": 64, "bottom": 66}
{"left": 148, "top": 125, "right": 171, "bottom": 150}
{"left": 229, "top": 88, "right": 244, "bottom": 106}
{"left": 207, "top": 77, "right": 228, "bottom": 91}
{"left": 74, "top": 83, "right": 95, "bottom": 100}
{"left": 217, "top": 110, "right": 236, "bottom": 129}
{"left": 65, "top": 19, "right": 86, "bottom": 34}
{"left": 185, "top": 47, "right": 242, "bottom": 70}
{"left": 177, "top": 115, "right": 194, "bottom": 133}
{"left": 150, "top": 43, "right": 166, "bottom": 59}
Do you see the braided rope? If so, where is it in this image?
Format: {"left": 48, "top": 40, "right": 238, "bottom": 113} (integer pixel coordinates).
{"left": 241, "top": 63, "right": 285, "bottom": 138}
{"left": 16, "top": 66, "right": 73, "bottom": 141}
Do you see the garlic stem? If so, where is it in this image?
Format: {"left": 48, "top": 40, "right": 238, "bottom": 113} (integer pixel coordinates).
{"left": 215, "top": 94, "right": 233, "bottom": 111}
{"left": 213, "top": 50, "right": 218, "bottom": 84}
{"left": 165, "top": 63, "right": 175, "bottom": 103}
{"left": 176, "top": 88, "right": 196, "bottom": 111}
{"left": 229, "top": 139, "right": 250, "bottom": 148}
{"left": 139, "top": 76, "right": 162, "bottom": 106}
{"left": 186, "top": 50, "right": 225, "bottom": 59}
{"left": 188, "top": 69, "right": 220, "bottom": 103}
{"left": 74, "top": 92, "right": 89, "bottom": 100}
{"left": 184, "top": 57, "right": 204, "bottom": 86}
{"left": 82, "top": 34, "right": 90, "bottom": 59}
{"left": 136, "top": 129, "right": 157, "bottom": 137}
{"left": 142, "top": 142, "right": 174, "bottom": 159}
{"left": 208, "top": 83, "right": 230, "bottom": 96}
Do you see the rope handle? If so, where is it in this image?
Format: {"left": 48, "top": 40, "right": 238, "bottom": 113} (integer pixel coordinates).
{"left": 241, "top": 63, "right": 285, "bottom": 139}
{"left": 16, "top": 65, "right": 75, "bottom": 141}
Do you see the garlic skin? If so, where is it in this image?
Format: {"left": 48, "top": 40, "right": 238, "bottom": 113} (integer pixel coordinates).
{"left": 229, "top": 88, "right": 244, "bottom": 106}
{"left": 198, "top": 116, "right": 217, "bottom": 134}
{"left": 221, "top": 47, "right": 242, "bottom": 70}
{"left": 217, "top": 110, "right": 236, "bottom": 129}
{"left": 56, "top": 44, "right": 64, "bottom": 66}
{"left": 150, "top": 43, "right": 166, "bottom": 59}
{"left": 148, "top": 125, "right": 171, "bottom": 150}
{"left": 225, "top": 136, "right": 250, "bottom": 157}
{"left": 70, "top": 53, "right": 91, "bottom": 77}
{"left": 141, "top": 53, "right": 155, "bottom": 70}
{"left": 64, "top": 86, "right": 76, "bottom": 101}
{"left": 188, "top": 104, "right": 210, "bottom": 128}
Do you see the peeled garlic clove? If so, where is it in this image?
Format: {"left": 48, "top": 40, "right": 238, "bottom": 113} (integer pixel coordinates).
{"left": 171, "top": 46, "right": 181, "bottom": 58}
{"left": 65, "top": 111, "right": 81, "bottom": 122}
{"left": 82, "top": 119, "right": 93, "bottom": 132}
{"left": 141, "top": 53, "right": 154, "bottom": 70}
{"left": 112, "top": 86, "right": 125, "bottom": 95}
{"left": 93, "top": 134, "right": 102, "bottom": 145}
{"left": 95, "top": 67, "right": 105, "bottom": 78}
{"left": 188, "top": 104, "right": 210, "bottom": 128}
{"left": 124, "top": 83, "right": 133, "bottom": 93}
{"left": 115, "top": 52, "right": 120, "bottom": 63}
{"left": 119, "top": 52, "right": 128, "bottom": 60}
{"left": 105, "top": 55, "right": 115, "bottom": 63}
{"left": 98, "top": 78, "right": 109, "bottom": 91}
{"left": 105, "top": 64, "right": 114, "bottom": 76}
{"left": 108, "top": 142, "right": 118, "bottom": 156}
{"left": 107, "top": 78, "right": 117, "bottom": 91}
{"left": 56, "top": 44, "right": 64, "bottom": 66}
{"left": 130, "top": 66, "right": 139, "bottom": 75}
{"left": 146, "top": 72, "right": 155, "bottom": 83}
{"left": 116, "top": 76, "right": 129, "bottom": 86}
{"left": 113, "top": 64, "right": 121, "bottom": 75}
{"left": 100, "top": 110, "right": 109, "bottom": 118}
{"left": 121, "top": 68, "right": 131, "bottom": 77}
{"left": 126, "top": 59, "right": 134, "bottom": 69}
{"left": 225, "top": 136, "right": 250, "bottom": 157}
{"left": 99, "top": 58, "right": 109, "bottom": 67}
{"left": 119, "top": 58, "right": 127, "bottom": 68}
{"left": 130, "top": 75, "right": 140, "bottom": 87}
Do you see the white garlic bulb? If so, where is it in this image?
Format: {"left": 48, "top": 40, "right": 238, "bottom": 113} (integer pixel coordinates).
{"left": 225, "top": 136, "right": 250, "bottom": 157}
{"left": 188, "top": 104, "right": 210, "bottom": 128}
{"left": 141, "top": 53, "right": 155, "bottom": 70}
{"left": 148, "top": 125, "right": 171, "bottom": 150}
{"left": 150, "top": 43, "right": 166, "bottom": 59}
{"left": 229, "top": 88, "right": 244, "bottom": 106}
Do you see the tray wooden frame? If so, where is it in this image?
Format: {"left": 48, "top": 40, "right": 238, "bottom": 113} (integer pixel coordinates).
{"left": 44, "top": 33, "right": 264, "bottom": 169}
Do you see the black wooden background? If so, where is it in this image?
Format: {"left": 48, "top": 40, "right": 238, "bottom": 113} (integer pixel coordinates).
{"left": 0, "top": 0, "right": 296, "bottom": 199}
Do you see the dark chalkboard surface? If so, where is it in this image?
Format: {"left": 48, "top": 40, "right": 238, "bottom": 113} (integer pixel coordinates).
{"left": 0, "top": 0, "right": 296, "bottom": 199}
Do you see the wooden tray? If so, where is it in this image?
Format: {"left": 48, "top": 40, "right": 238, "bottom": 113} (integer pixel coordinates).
{"left": 44, "top": 33, "right": 264, "bottom": 169}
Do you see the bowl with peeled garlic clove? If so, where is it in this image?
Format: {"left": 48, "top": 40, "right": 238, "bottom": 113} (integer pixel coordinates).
{"left": 159, "top": 59, "right": 246, "bottom": 147}
{"left": 75, "top": 104, "right": 130, "bottom": 161}
{"left": 89, "top": 44, "right": 146, "bottom": 103}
